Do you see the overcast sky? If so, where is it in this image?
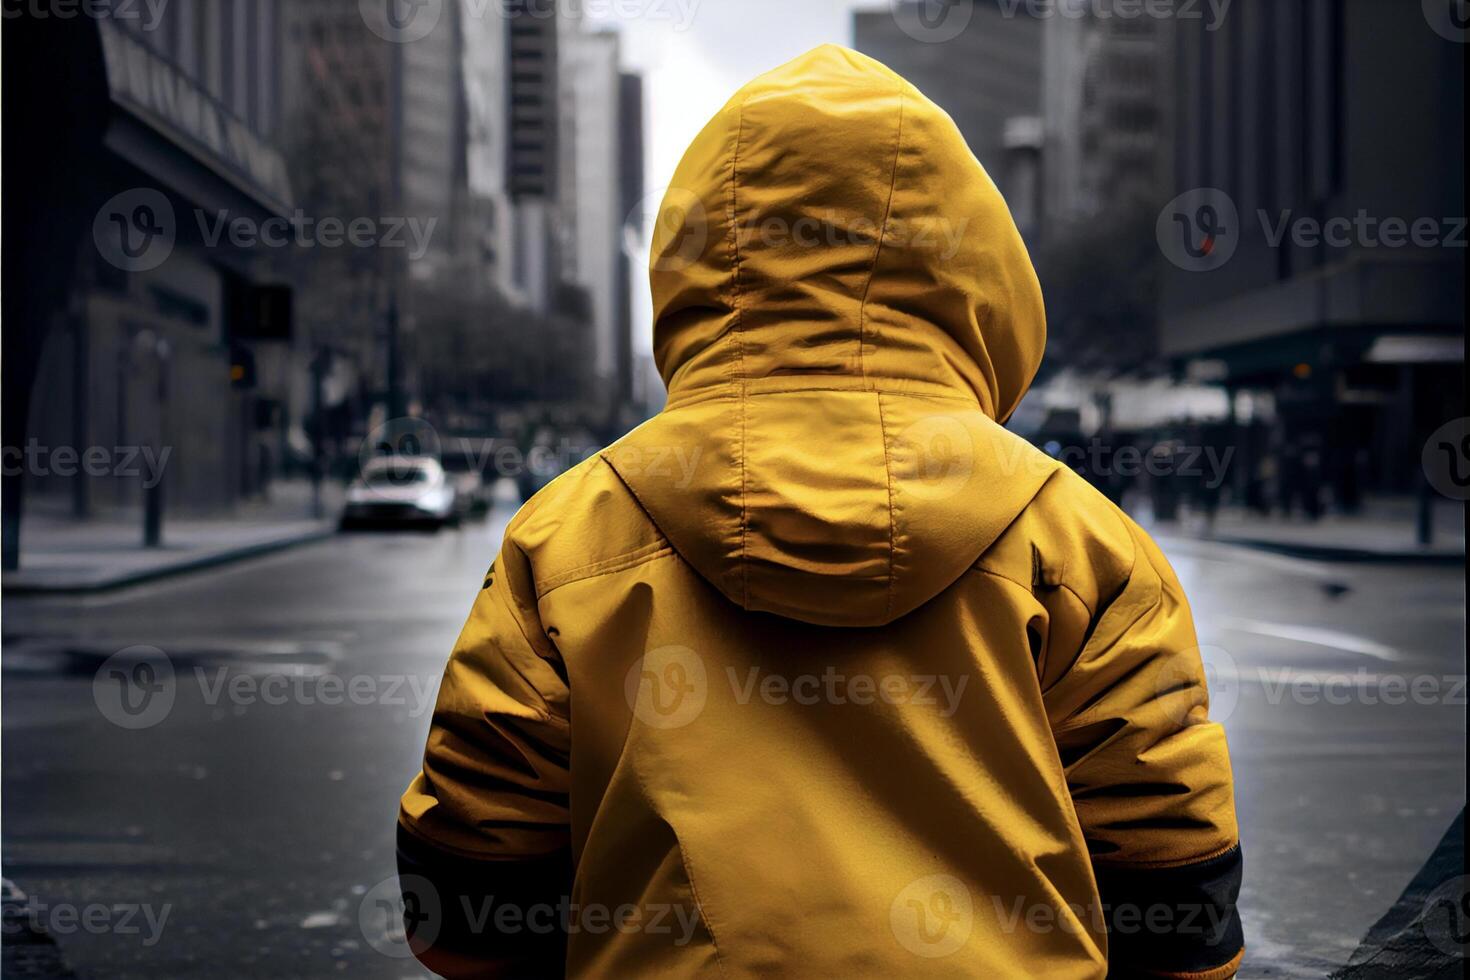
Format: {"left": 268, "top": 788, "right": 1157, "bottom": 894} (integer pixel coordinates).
{"left": 585, "top": 0, "right": 883, "bottom": 350}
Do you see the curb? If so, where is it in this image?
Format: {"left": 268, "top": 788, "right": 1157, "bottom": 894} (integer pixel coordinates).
{"left": 2, "top": 526, "right": 337, "bottom": 597}
{"left": 1210, "top": 536, "right": 1466, "bottom": 566}
{"left": 1330, "top": 810, "right": 1466, "bottom": 979}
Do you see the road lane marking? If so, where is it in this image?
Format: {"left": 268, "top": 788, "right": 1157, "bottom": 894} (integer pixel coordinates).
{"left": 1220, "top": 617, "right": 1401, "bottom": 661}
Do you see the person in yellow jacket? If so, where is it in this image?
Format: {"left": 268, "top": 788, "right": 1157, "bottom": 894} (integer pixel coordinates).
{"left": 398, "top": 44, "right": 1243, "bottom": 979}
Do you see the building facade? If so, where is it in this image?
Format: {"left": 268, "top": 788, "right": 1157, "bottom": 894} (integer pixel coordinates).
{"left": 1041, "top": 0, "right": 1169, "bottom": 231}
{"left": 852, "top": 1, "right": 1044, "bottom": 208}
{"left": 1160, "top": 0, "right": 1465, "bottom": 497}
{"left": 8, "top": 2, "right": 296, "bottom": 539}
{"left": 566, "top": 30, "right": 625, "bottom": 402}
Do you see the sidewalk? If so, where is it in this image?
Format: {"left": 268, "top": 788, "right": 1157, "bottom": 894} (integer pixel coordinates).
{"left": 1139, "top": 496, "right": 1465, "bottom": 563}
{"left": 1, "top": 879, "right": 77, "bottom": 980}
{"left": 2, "top": 481, "right": 343, "bottom": 595}
{"left": 1331, "top": 810, "right": 1465, "bottom": 979}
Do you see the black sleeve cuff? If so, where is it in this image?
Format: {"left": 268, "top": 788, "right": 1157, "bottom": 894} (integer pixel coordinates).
{"left": 1095, "top": 843, "right": 1244, "bottom": 979}
{"left": 396, "top": 822, "right": 573, "bottom": 976}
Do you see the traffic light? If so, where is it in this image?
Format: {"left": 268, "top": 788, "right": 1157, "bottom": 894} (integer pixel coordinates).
{"left": 230, "top": 345, "right": 257, "bottom": 389}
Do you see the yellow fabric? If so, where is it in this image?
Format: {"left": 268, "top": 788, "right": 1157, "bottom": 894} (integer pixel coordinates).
{"left": 402, "top": 45, "right": 1238, "bottom": 978}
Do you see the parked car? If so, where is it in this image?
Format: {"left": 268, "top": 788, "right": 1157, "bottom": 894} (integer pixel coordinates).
{"left": 340, "top": 456, "right": 457, "bottom": 530}
{"left": 441, "top": 445, "right": 491, "bottom": 517}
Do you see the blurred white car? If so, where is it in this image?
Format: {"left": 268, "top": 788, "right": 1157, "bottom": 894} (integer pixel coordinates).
{"left": 341, "top": 456, "right": 457, "bottom": 529}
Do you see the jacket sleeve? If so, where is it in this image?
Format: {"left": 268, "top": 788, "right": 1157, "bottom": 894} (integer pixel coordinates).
{"left": 397, "top": 534, "right": 573, "bottom": 978}
{"left": 1044, "top": 519, "right": 1244, "bottom": 980}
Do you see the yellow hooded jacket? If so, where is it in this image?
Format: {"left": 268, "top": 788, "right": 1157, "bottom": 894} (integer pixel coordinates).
{"left": 400, "top": 45, "right": 1243, "bottom": 980}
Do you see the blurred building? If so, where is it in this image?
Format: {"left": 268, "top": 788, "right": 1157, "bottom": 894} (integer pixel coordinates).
{"left": 1160, "top": 0, "right": 1465, "bottom": 497}
{"left": 852, "top": 0, "right": 1043, "bottom": 212}
{"left": 399, "top": 5, "right": 470, "bottom": 283}
{"left": 503, "top": 0, "right": 565, "bottom": 312}
{"left": 565, "top": 29, "right": 628, "bottom": 409}
{"left": 462, "top": 1, "right": 517, "bottom": 300}
{"left": 494, "top": 5, "right": 642, "bottom": 416}
{"left": 3, "top": 0, "right": 647, "bottom": 568}
{"left": 280, "top": 0, "right": 393, "bottom": 440}
{"left": 282, "top": 1, "right": 633, "bottom": 428}
{"left": 618, "top": 72, "right": 647, "bottom": 410}
{"left": 1041, "top": 0, "right": 1169, "bottom": 231}
{"left": 7, "top": 3, "right": 296, "bottom": 535}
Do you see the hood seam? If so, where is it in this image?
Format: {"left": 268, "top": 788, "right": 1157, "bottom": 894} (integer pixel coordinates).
{"left": 876, "top": 392, "right": 898, "bottom": 623}
{"left": 857, "top": 82, "right": 907, "bottom": 385}
{"left": 728, "top": 98, "right": 751, "bottom": 610}
{"left": 664, "top": 379, "right": 976, "bottom": 411}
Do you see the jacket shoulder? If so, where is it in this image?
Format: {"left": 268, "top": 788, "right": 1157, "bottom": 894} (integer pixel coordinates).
{"left": 502, "top": 451, "right": 668, "bottom": 599}
{"left": 977, "top": 464, "right": 1139, "bottom": 618}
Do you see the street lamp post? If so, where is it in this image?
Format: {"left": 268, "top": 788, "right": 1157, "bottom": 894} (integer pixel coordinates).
{"left": 310, "top": 347, "right": 330, "bottom": 520}
{"left": 386, "top": 19, "right": 407, "bottom": 422}
{"left": 142, "top": 335, "right": 171, "bottom": 549}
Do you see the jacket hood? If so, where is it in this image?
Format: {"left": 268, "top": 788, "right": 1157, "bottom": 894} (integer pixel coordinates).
{"left": 605, "top": 45, "right": 1056, "bottom": 628}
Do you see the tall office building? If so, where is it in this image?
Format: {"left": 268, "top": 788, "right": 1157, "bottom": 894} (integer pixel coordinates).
{"left": 1041, "top": 2, "right": 1169, "bottom": 230}
{"left": 462, "top": 1, "right": 517, "bottom": 300}
{"left": 279, "top": 0, "right": 394, "bottom": 413}
{"left": 1160, "top": 0, "right": 1464, "bottom": 494}
{"left": 501, "top": 0, "right": 564, "bottom": 313}
{"left": 852, "top": 1, "right": 1043, "bottom": 204}
{"left": 399, "top": 5, "right": 469, "bottom": 283}
{"left": 566, "top": 30, "right": 625, "bottom": 399}
{"left": 10, "top": 2, "right": 296, "bottom": 522}
{"left": 617, "top": 72, "right": 646, "bottom": 410}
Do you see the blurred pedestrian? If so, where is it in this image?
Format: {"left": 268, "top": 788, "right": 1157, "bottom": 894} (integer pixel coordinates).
{"left": 1150, "top": 437, "right": 1183, "bottom": 522}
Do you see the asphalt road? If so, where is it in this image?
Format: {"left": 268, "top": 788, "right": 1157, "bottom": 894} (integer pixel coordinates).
{"left": 2, "top": 505, "right": 1464, "bottom": 978}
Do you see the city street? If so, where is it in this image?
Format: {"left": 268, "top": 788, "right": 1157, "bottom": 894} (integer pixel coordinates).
{"left": 2, "top": 500, "right": 1464, "bottom": 979}
{"left": 3, "top": 2, "right": 1463, "bottom": 978}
